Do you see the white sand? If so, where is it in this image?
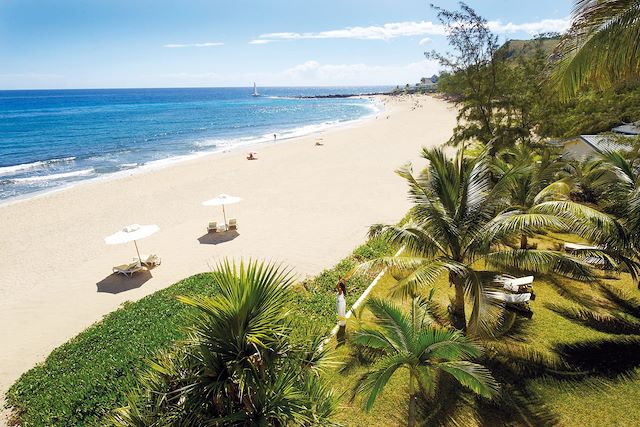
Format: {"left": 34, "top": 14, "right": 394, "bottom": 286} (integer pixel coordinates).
{"left": 0, "top": 94, "right": 456, "bottom": 399}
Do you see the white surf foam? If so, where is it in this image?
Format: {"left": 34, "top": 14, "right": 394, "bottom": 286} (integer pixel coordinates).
{"left": 0, "top": 157, "right": 76, "bottom": 176}
{"left": 11, "top": 168, "right": 94, "bottom": 183}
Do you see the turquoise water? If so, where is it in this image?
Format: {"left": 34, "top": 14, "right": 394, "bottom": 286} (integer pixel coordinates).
{"left": 0, "top": 86, "right": 387, "bottom": 201}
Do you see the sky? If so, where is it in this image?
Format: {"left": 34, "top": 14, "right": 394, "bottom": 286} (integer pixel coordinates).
{"left": 0, "top": 0, "right": 573, "bottom": 89}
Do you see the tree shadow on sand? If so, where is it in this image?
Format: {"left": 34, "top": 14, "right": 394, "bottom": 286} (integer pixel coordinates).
{"left": 96, "top": 270, "right": 153, "bottom": 294}
{"left": 197, "top": 231, "right": 239, "bottom": 245}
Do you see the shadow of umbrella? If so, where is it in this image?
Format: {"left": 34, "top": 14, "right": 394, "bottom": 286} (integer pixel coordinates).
{"left": 197, "top": 230, "right": 240, "bottom": 245}
{"left": 96, "top": 270, "right": 153, "bottom": 294}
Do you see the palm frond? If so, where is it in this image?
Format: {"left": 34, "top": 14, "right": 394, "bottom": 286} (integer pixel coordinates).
{"left": 353, "top": 353, "right": 411, "bottom": 411}
{"left": 364, "top": 298, "right": 414, "bottom": 353}
{"left": 550, "top": 0, "right": 640, "bottom": 99}
{"left": 439, "top": 361, "right": 500, "bottom": 399}
{"left": 484, "top": 249, "right": 595, "bottom": 281}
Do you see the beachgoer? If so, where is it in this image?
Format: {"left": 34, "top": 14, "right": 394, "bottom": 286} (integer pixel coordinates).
{"left": 273, "top": 133, "right": 277, "bottom": 140}
{"left": 247, "top": 152, "right": 256, "bottom": 160}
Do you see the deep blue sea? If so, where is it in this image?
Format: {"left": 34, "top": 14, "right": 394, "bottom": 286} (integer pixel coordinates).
{"left": 0, "top": 86, "right": 388, "bottom": 201}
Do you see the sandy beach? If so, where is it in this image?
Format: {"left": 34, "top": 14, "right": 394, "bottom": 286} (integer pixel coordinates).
{"left": 0, "top": 94, "right": 455, "bottom": 400}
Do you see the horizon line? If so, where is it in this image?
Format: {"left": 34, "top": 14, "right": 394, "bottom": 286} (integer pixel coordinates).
{"left": 0, "top": 83, "right": 401, "bottom": 92}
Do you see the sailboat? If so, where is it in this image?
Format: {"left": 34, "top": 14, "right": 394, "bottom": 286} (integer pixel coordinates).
{"left": 252, "top": 82, "right": 260, "bottom": 97}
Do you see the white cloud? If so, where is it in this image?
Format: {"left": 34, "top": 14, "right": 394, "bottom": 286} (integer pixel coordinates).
{"left": 258, "top": 22, "right": 446, "bottom": 41}
{"left": 418, "top": 37, "right": 432, "bottom": 46}
{"left": 275, "top": 59, "right": 441, "bottom": 86}
{"left": 163, "top": 42, "right": 224, "bottom": 48}
{"left": 255, "top": 17, "right": 570, "bottom": 42}
{"left": 249, "top": 39, "right": 273, "bottom": 45}
{"left": 487, "top": 18, "right": 570, "bottom": 34}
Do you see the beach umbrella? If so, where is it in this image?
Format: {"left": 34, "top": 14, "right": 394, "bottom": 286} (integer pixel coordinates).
{"left": 104, "top": 223, "right": 159, "bottom": 262}
{"left": 202, "top": 194, "right": 242, "bottom": 225}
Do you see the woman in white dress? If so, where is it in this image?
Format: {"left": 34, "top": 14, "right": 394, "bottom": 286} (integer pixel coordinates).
{"left": 336, "top": 279, "right": 348, "bottom": 345}
{"left": 336, "top": 280, "right": 347, "bottom": 326}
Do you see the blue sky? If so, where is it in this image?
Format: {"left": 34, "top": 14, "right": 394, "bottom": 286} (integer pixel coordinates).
{"left": 0, "top": 0, "right": 572, "bottom": 89}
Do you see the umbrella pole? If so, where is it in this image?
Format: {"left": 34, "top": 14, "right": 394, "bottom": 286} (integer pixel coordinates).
{"left": 134, "top": 240, "right": 142, "bottom": 264}
{"left": 222, "top": 204, "right": 227, "bottom": 226}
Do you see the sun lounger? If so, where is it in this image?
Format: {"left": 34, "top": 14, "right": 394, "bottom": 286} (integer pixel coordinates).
{"left": 207, "top": 221, "right": 218, "bottom": 233}
{"left": 495, "top": 292, "right": 532, "bottom": 304}
{"left": 564, "top": 243, "right": 608, "bottom": 267}
{"left": 135, "top": 254, "right": 161, "bottom": 267}
{"left": 564, "top": 242, "right": 602, "bottom": 251}
{"left": 113, "top": 261, "right": 143, "bottom": 277}
{"left": 492, "top": 291, "right": 534, "bottom": 318}
{"left": 496, "top": 275, "right": 533, "bottom": 291}
{"left": 228, "top": 218, "right": 237, "bottom": 231}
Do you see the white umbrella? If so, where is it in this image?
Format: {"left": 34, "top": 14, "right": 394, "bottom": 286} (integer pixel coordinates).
{"left": 104, "top": 223, "right": 159, "bottom": 261}
{"left": 202, "top": 194, "right": 242, "bottom": 225}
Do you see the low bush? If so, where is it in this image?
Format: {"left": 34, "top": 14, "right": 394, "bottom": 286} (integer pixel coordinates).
{"left": 5, "top": 273, "right": 216, "bottom": 426}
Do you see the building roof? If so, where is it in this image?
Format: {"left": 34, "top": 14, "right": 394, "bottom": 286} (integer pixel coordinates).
{"left": 579, "top": 134, "right": 632, "bottom": 153}
{"left": 611, "top": 123, "right": 640, "bottom": 135}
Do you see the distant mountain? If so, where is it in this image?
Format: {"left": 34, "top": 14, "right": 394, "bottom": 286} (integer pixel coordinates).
{"left": 498, "top": 36, "right": 560, "bottom": 60}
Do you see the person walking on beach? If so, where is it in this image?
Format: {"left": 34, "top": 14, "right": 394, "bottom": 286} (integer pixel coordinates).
{"left": 336, "top": 279, "right": 347, "bottom": 345}
{"left": 273, "top": 133, "right": 277, "bottom": 141}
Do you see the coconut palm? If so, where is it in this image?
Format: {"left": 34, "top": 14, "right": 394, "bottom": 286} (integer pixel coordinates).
{"left": 349, "top": 297, "right": 499, "bottom": 427}
{"left": 493, "top": 144, "right": 573, "bottom": 249}
{"left": 111, "top": 259, "right": 337, "bottom": 426}
{"left": 551, "top": 0, "right": 640, "bottom": 99}
{"left": 571, "top": 151, "right": 640, "bottom": 285}
{"left": 588, "top": 150, "right": 640, "bottom": 217}
{"left": 362, "top": 147, "right": 619, "bottom": 334}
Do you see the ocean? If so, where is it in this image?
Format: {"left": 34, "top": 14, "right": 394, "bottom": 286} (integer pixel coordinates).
{"left": 0, "top": 86, "right": 388, "bottom": 202}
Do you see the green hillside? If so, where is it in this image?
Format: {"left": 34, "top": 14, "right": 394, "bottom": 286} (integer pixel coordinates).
{"left": 499, "top": 36, "right": 560, "bottom": 59}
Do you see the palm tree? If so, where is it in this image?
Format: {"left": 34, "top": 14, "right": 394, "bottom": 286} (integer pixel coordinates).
{"left": 550, "top": 0, "right": 640, "bottom": 99}
{"left": 348, "top": 297, "right": 499, "bottom": 427}
{"left": 111, "top": 259, "right": 337, "bottom": 426}
{"left": 493, "top": 144, "right": 573, "bottom": 249}
{"left": 364, "top": 147, "right": 611, "bottom": 334}
{"left": 361, "top": 149, "right": 612, "bottom": 333}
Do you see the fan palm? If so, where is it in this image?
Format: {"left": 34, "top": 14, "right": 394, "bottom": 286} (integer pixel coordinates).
{"left": 111, "top": 259, "right": 337, "bottom": 426}
{"left": 349, "top": 297, "right": 499, "bottom": 427}
{"left": 363, "top": 147, "right": 624, "bottom": 334}
{"left": 550, "top": 0, "right": 640, "bottom": 99}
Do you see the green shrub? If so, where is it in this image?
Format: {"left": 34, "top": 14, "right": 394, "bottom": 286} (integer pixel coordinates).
{"left": 6, "top": 273, "right": 216, "bottom": 426}
{"left": 353, "top": 237, "right": 392, "bottom": 261}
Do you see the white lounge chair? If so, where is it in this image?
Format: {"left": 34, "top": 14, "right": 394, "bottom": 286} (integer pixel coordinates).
{"left": 491, "top": 291, "right": 534, "bottom": 318}
{"left": 564, "top": 242, "right": 602, "bottom": 252}
{"left": 216, "top": 222, "right": 227, "bottom": 232}
{"left": 495, "top": 275, "right": 534, "bottom": 292}
{"left": 113, "top": 261, "right": 143, "bottom": 277}
{"left": 494, "top": 292, "right": 532, "bottom": 304}
{"left": 228, "top": 218, "right": 237, "bottom": 231}
{"left": 207, "top": 221, "right": 218, "bottom": 233}
{"left": 564, "top": 243, "right": 607, "bottom": 267}
{"left": 135, "top": 254, "right": 161, "bottom": 267}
